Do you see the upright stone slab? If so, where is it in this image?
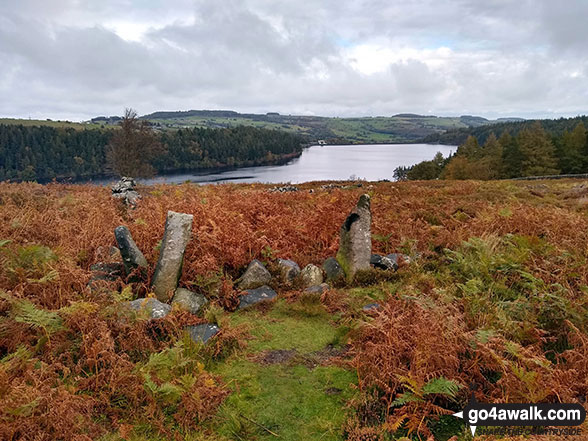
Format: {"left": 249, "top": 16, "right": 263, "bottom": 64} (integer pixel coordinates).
{"left": 152, "top": 211, "right": 194, "bottom": 301}
{"left": 336, "top": 194, "right": 372, "bottom": 280}
{"left": 114, "top": 226, "right": 148, "bottom": 274}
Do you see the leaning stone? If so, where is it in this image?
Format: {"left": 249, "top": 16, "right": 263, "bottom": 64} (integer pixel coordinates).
{"left": 370, "top": 254, "right": 398, "bottom": 271}
{"left": 300, "top": 264, "right": 323, "bottom": 288}
{"left": 322, "top": 257, "right": 345, "bottom": 282}
{"left": 152, "top": 211, "right": 194, "bottom": 302}
{"left": 304, "top": 283, "right": 330, "bottom": 294}
{"left": 237, "top": 259, "right": 272, "bottom": 290}
{"left": 114, "top": 226, "right": 148, "bottom": 274}
{"left": 336, "top": 194, "right": 372, "bottom": 280}
{"left": 127, "top": 298, "right": 171, "bottom": 319}
{"left": 276, "top": 258, "right": 300, "bottom": 283}
{"left": 172, "top": 288, "right": 208, "bottom": 314}
{"left": 186, "top": 324, "right": 220, "bottom": 344}
{"left": 89, "top": 262, "right": 125, "bottom": 281}
{"left": 238, "top": 285, "right": 277, "bottom": 310}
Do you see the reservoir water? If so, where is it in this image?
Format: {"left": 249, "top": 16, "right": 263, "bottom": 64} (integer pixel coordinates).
{"left": 116, "top": 143, "right": 455, "bottom": 185}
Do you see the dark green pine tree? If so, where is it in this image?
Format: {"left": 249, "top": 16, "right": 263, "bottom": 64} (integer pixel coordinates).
{"left": 517, "top": 122, "right": 560, "bottom": 177}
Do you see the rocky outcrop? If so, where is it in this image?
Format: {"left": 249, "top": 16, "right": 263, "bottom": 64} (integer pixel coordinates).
{"left": 186, "top": 324, "right": 220, "bottom": 343}
{"left": 237, "top": 259, "right": 272, "bottom": 290}
{"left": 127, "top": 297, "right": 171, "bottom": 319}
{"left": 336, "top": 194, "right": 372, "bottom": 280}
{"left": 152, "top": 211, "right": 194, "bottom": 302}
{"left": 300, "top": 264, "right": 323, "bottom": 288}
{"left": 238, "top": 285, "right": 277, "bottom": 309}
{"left": 114, "top": 226, "right": 148, "bottom": 274}
{"left": 322, "top": 257, "right": 345, "bottom": 283}
{"left": 276, "top": 258, "right": 300, "bottom": 284}
{"left": 172, "top": 288, "right": 208, "bottom": 314}
{"left": 370, "top": 254, "right": 397, "bottom": 271}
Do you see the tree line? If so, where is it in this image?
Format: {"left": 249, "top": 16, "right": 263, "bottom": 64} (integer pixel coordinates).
{"left": 0, "top": 121, "right": 305, "bottom": 181}
{"left": 397, "top": 120, "right": 588, "bottom": 181}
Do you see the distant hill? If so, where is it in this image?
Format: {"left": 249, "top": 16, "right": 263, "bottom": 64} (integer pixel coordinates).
{"left": 136, "top": 110, "right": 521, "bottom": 144}
{"left": 423, "top": 115, "right": 588, "bottom": 145}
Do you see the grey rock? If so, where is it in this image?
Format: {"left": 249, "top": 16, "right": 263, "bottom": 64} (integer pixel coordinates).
{"left": 322, "top": 257, "right": 345, "bottom": 282}
{"left": 186, "top": 323, "right": 220, "bottom": 344}
{"left": 370, "top": 254, "right": 398, "bottom": 271}
{"left": 89, "top": 262, "right": 125, "bottom": 281}
{"left": 172, "top": 288, "right": 208, "bottom": 314}
{"left": 276, "top": 258, "right": 300, "bottom": 283}
{"left": 152, "top": 211, "right": 194, "bottom": 302}
{"left": 304, "top": 283, "right": 330, "bottom": 294}
{"left": 237, "top": 259, "right": 272, "bottom": 290}
{"left": 114, "top": 226, "right": 148, "bottom": 274}
{"left": 111, "top": 178, "right": 141, "bottom": 207}
{"left": 336, "top": 194, "right": 372, "bottom": 279}
{"left": 238, "top": 285, "right": 277, "bottom": 309}
{"left": 386, "top": 253, "right": 411, "bottom": 266}
{"left": 300, "top": 264, "right": 323, "bottom": 288}
{"left": 127, "top": 298, "right": 171, "bottom": 319}
{"left": 269, "top": 186, "right": 299, "bottom": 193}
{"left": 362, "top": 303, "right": 380, "bottom": 312}
{"left": 111, "top": 177, "right": 136, "bottom": 194}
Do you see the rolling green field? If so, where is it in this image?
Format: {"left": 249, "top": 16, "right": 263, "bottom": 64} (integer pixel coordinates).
{"left": 140, "top": 111, "right": 508, "bottom": 144}
{"left": 0, "top": 118, "right": 103, "bottom": 130}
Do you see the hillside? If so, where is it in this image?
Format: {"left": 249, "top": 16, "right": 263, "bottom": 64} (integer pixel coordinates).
{"left": 134, "top": 110, "right": 516, "bottom": 144}
{"left": 1, "top": 179, "right": 588, "bottom": 440}
{"left": 423, "top": 115, "right": 588, "bottom": 145}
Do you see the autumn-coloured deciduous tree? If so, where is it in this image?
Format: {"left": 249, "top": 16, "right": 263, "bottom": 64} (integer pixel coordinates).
{"left": 106, "top": 108, "right": 164, "bottom": 178}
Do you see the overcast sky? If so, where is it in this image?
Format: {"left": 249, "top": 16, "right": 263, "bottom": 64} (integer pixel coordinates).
{"left": 1, "top": 0, "right": 587, "bottom": 121}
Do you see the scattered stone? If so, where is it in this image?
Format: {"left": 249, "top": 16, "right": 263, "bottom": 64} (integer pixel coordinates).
{"left": 527, "top": 183, "right": 549, "bottom": 197}
{"left": 304, "top": 283, "right": 329, "bottom": 294}
{"left": 238, "top": 285, "right": 277, "bottom": 309}
{"left": 362, "top": 303, "right": 380, "bottom": 312}
{"left": 253, "top": 349, "right": 297, "bottom": 365}
{"left": 370, "top": 254, "right": 398, "bottom": 271}
{"left": 172, "top": 288, "right": 208, "bottom": 314}
{"left": 152, "top": 211, "right": 194, "bottom": 302}
{"left": 109, "top": 246, "right": 122, "bottom": 260}
{"left": 276, "top": 258, "right": 300, "bottom": 283}
{"left": 89, "top": 262, "right": 125, "bottom": 281}
{"left": 300, "top": 264, "right": 323, "bottom": 288}
{"left": 322, "top": 257, "right": 345, "bottom": 282}
{"left": 114, "top": 226, "right": 148, "bottom": 274}
{"left": 564, "top": 183, "right": 588, "bottom": 199}
{"left": 127, "top": 297, "right": 171, "bottom": 319}
{"left": 336, "top": 194, "right": 372, "bottom": 279}
{"left": 237, "top": 259, "right": 272, "bottom": 290}
{"left": 325, "top": 387, "right": 343, "bottom": 395}
{"left": 269, "top": 186, "right": 299, "bottom": 193}
{"left": 186, "top": 323, "right": 220, "bottom": 344}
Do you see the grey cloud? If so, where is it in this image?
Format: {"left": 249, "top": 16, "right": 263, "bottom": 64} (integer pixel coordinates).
{"left": 0, "top": 0, "right": 587, "bottom": 120}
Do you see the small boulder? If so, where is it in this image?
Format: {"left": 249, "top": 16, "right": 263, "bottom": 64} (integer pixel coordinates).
{"left": 114, "top": 226, "right": 148, "bottom": 274}
{"left": 362, "top": 303, "right": 380, "bottom": 312}
{"left": 386, "top": 253, "right": 411, "bottom": 266}
{"left": 322, "top": 257, "right": 345, "bottom": 283}
{"left": 186, "top": 324, "right": 220, "bottom": 344}
{"left": 370, "top": 254, "right": 398, "bottom": 271}
{"left": 172, "top": 288, "right": 208, "bottom": 314}
{"left": 237, "top": 259, "right": 272, "bottom": 290}
{"left": 111, "top": 177, "right": 136, "bottom": 194}
{"left": 238, "top": 285, "right": 277, "bottom": 309}
{"left": 276, "top": 258, "right": 300, "bottom": 284}
{"left": 300, "top": 264, "right": 323, "bottom": 288}
{"left": 304, "top": 283, "right": 330, "bottom": 294}
{"left": 127, "top": 298, "right": 171, "bottom": 319}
